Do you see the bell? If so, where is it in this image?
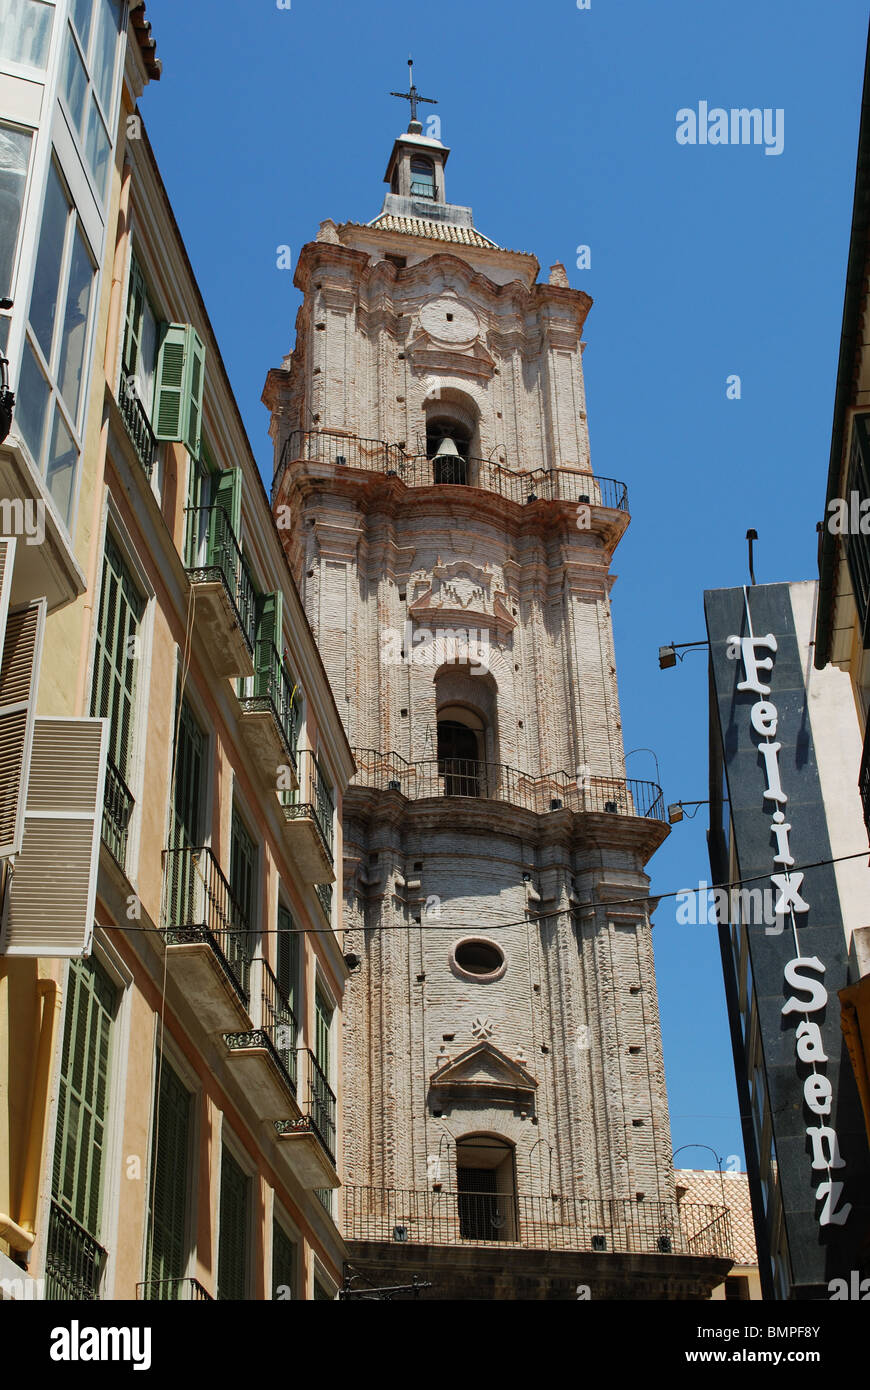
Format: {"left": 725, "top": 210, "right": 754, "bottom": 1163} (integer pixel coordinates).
{"left": 434, "top": 435, "right": 460, "bottom": 459}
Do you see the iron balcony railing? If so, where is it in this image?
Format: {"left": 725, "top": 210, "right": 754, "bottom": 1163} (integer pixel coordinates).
{"left": 275, "top": 1048, "right": 336, "bottom": 1163}
{"left": 315, "top": 881, "right": 333, "bottom": 921}
{"left": 163, "top": 844, "right": 253, "bottom": 1009}
{"left": 351, "top": 749, "right": 665, "bottom": 821}
{"left": 409, "top": 180, "right": 436, "bottom": 198}
{"left": 225, "top": 957, "right": 298, "bottom": 1094}
{"left": 239, "top": 639, "right": 300, "bottom": 768}
{"left": 117, "top": 372, "right": 157, "bottom": 478}
{"left": 184, "top": 504, "right": 257, "bottom": 658}
{"left": 285, "top": 750, "right": 335, "bottom": 859}
{"left": 45, "top": 1200, "right": 106, "bottom": 1300}
{"left": 136, "top": 1277, "right": 212, "bottom": 1301}
{"left": 101, "top": 756, "right": 134, "bottom": 870}
{"left": 275, "top": 428, "right": 628, "bottom": 513}
{"left": 342, "top": 1188, "right": 733, "bottom": 1260}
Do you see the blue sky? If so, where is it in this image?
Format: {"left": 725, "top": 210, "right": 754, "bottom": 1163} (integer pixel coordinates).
{"left": 141, "top": 0, "right": 870, "bottom": 1172}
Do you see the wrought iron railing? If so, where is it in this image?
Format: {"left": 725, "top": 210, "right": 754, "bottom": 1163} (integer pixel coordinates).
{"left": 409, "top": 180, "right": 436, "bottom": 198}
{"left": 117, "top": 372, "right": 157, "bottom": 478}
{"left": 102, "top": 756, "right": 134, "bottom": 869}
{"left": 239, "top": 639, "right": 300, "bottom": 768}
{"left": 275, "top": 1049, "right": 336, "bottom": 1163}
{"left": 315, "top": 881, "right": 333, "bottom": 921}
{"left": 45, "top": 1200, "right": 106, "bottom": 1300}
{"left": 163, "top": 844, "right": 253, "bottom": 1008}
{"left": 284, "top": 751, "right": 335, "bottom": 860}
{"left": 226, "top": 957, "right": 298, "bottom": 1093}
{"left": 136, "top": 1277, "right": 213, "bottom": 1301}
{"left": 184, "top": 504, "right": 257, "bottom": 658}
{"left": 350, "top": 749, "right": 665, "bottom": 821}
{"left": 342, "top": 1187, "right": 733, "bottom": 1259}
{"left": 275, "top": 428, "right": 628, "bottom": 513}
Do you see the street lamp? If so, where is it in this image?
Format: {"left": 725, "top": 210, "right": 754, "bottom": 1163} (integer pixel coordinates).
{"left": 658, "top": 640, "right": 708, "bottom": 670}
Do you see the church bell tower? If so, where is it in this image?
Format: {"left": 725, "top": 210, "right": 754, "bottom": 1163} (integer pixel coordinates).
{"left": 264, "top": 67, "right": 729, "bottom": 1299}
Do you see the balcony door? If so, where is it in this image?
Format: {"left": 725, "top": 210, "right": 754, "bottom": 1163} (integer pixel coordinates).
{"left": 144, "top": 1057, "right": 193, "bottom": 1299}
{"left": 167, "top": 695, "right": 205, "bottom": 927}
{"left": 47, "top": 957, "right": 119, "bottom": 1298}
{"left": 90, "top": 533, "right": 145, "bottom": 869}
{"left": 456, "top": 1135, "right": 517, "bottom": 1243}
{"left": 437, "top": 718, "right": 481, "bottom": 797}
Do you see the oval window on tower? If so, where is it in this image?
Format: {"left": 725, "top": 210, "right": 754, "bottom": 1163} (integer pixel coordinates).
{"left": 451, "top": 938, "right": 506, "bottom": 981}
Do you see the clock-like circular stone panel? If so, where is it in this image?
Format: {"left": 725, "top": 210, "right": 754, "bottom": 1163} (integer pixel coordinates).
{"left": 419, "top": 297, "right": 480, "bottom": 346}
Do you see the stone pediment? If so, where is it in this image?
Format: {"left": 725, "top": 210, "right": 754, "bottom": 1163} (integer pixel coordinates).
{"left": 429, "top": 1042, "right": 537, "bottom": 1107}
{"left": 406, "top": 330, "right": 496, "bottom": 381}
{"left": 408, "top": 562, "right": 516, "bottom": 636}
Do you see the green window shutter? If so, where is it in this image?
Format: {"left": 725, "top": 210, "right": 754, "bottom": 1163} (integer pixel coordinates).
{"left": 272, "top": 1220, "right": 297, "bottom": 1299}
{"left": 315, "top": 988, "right": 331, "bottom": 1080}
{"left": 145, "top": 1057, "right": 192, "bottom": 1292}
{"left": 184, "top": 328, "right": 206, "bottom": 458}
{"left": 230, "top": 808, "right": 257, "bottom": 927}
{"left": 122, "top": 256, "right": 146, "bottom": 379}
{"left": 52, "top": 957, "right": 118, "bottom": 1240}
{"left": 90, "top": 534, "right": 144, "bottom": 781}
{"left": 276, "top": 904, "right": 298, "bottom": 1020}
{"left": 254, "top": 590, "right": 282, "bottom": 698}
{"left": 207, "top": 467, "right": 242, "bottom": 568}
{"left": 153, "top": 324, "right": 207, "bottom": 450}
{"left": 153, "top": 324, "right": 187, "bottom": 441}
{"left": 218, "top": 1147, "right": 250, "bottom": 1301}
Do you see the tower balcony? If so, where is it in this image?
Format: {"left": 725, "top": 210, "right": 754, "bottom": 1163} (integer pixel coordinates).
{"left": 342, "top": 1186, "right": 732, "bottom": 1261}
{"left": 274, "top": 428, "right": 628, "bottom": 515}
{"left": 349, "top": 750, "right": 665, "bottom": 821}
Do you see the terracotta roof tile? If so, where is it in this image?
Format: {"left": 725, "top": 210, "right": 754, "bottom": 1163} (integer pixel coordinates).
{"left": 675, "top": 1169, "right": 758, "bottom": 1267}
{"left": 364, "top": 213, "right": 501, "bottom": 251}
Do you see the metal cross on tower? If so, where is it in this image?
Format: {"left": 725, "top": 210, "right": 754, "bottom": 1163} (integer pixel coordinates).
{"left": 390, "top": 56, "right": 437, "bottom": 129}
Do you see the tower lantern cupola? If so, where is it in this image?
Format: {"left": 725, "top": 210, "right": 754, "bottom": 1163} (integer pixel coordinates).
{"left": 386, "top": 57, "right": 449, "bottom": 206}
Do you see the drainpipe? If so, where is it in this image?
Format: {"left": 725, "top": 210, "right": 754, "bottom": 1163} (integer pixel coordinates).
{"left": 16, "top": 977, "right": 62, "bottom": 1245}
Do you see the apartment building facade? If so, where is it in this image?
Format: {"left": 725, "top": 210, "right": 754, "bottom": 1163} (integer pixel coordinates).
{"left": 0, "top": 1, "right": 354, "bottom": 1302}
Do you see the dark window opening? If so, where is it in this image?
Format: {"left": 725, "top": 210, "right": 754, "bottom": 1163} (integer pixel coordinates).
{"left": 437, "top": 719, "right": 481, "bottom": 796}
{"left": 454, "top": 939, "right": 504, "bottom": 977}
{"left": 410, "top": 156, "right": 436, "bottom": 200}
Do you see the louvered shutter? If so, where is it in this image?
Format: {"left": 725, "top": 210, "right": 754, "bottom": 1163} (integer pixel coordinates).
{"left": 153, "top": 324, "right": 187, "bottom": 442}
{"left": 272, "top": 1220, "right": 296, "bottom": 1299}
{"left": 0, "top": 595, "right": 45, "bottom": 858}
{"left": 276, "top": 904, "right": 298, "bottom": 1020}
{"left": 254, "top": 591, "right": 282, "bottom": 700}
{"left": 122, "top": 256, "right": 146, "bottom": 379}
{"left": 1, "top": 717, "right": 108, "bottom": 957}
{"left": 183, "top": 328, "right": 205, "bottom": 459}
{"left": 51, "top": 956, "right": 117, "bottom": 1237}
{"left": 145, "top": 1058, "right": 192, "bottom": 1293}
{"left": 218, "top": 1147, "right": 250, "bottom": 1301}
{"left": 207, "top": 467, "right": 242, "bottom": 570}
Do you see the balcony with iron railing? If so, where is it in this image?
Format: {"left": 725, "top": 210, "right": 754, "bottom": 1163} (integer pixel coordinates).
{"left": 101, "top": 756, "right": 134, "bottom": 871}
{"left": 117, "top": 372, "right": 157, "bottom": 479}
{"left": 183, "top": 504, "right": 257, "bottom": 678}
{"left": 350, "top": 749, "right": 666, "bottom": 822}
{"left": 45, "top": 1200, "right": 106, "bottom": 1301}
{"left": 274, "top": 1048, "right": 339, "bottom": 1190}
{"left": 281, "top": 749, "right": 335, "bottom": 883}
{"left": 237, "top": 639, "right": 301, "bottom": 788}
{"left": 274, "top": 428, "right": 629, "bottom": 515}
{"left": 342, "top": 1187, "right": 733, "bottom": 1261}
{"left": 136, "top": 1277, "right": 213, "bottom": 1301}
{"left": 223, "top": 957, "right": 300, "bottom": 1113}
{"left": 162, "top": 844, "right": 254, "bottom": 1033}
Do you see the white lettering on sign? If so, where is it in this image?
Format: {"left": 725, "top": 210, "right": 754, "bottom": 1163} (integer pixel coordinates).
{"left": 732, "top": 597, "right": 850, "bottom": 1230}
